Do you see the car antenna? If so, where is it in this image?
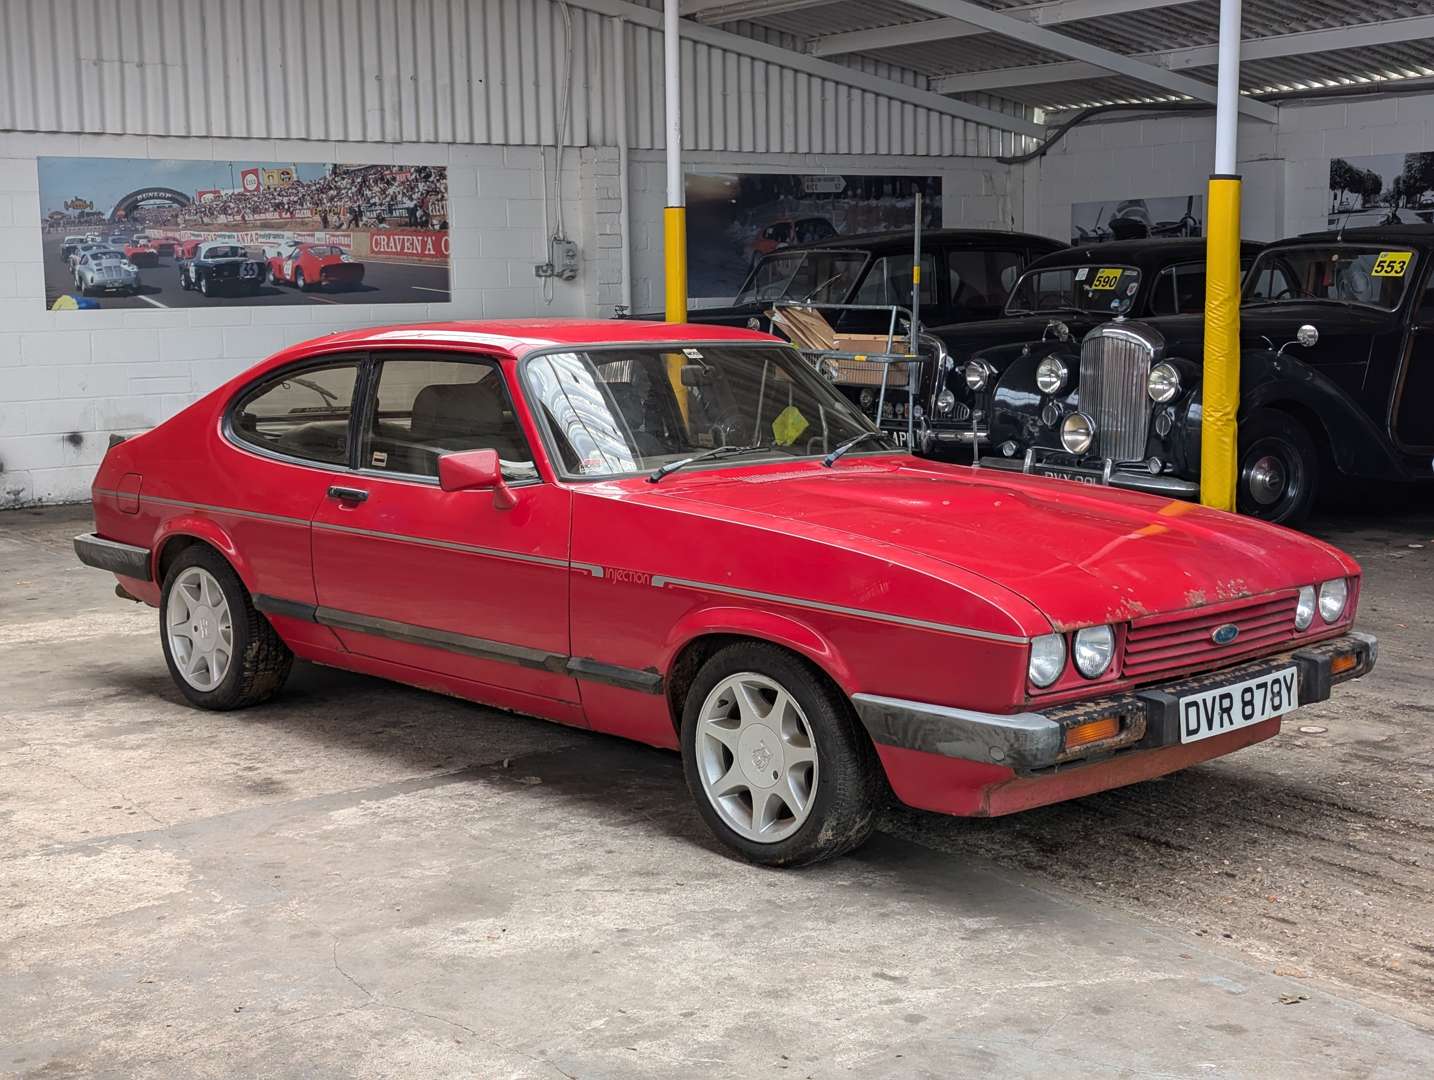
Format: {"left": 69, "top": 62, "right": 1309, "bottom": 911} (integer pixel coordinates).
{"left": 1335, "top": 206, "right": 1355, "bottom": 242}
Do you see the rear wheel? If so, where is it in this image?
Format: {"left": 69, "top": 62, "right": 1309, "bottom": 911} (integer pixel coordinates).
{"left": 680, "top": 642, "right": 880, "bottom": 867}
{"left": 295, "top": 268, "right": 308, "bottom": 291}
{"left": 1236, "top": 408, "right": 1319, "bottom": 526}
{"left": 199, "top": 274, "right": 213, "bottom": 297}
{"left": 159, "top": 546, "right": 293, "bottom": 710}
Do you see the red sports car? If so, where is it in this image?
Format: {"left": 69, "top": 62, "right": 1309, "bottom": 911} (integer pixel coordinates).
{"left": 270, "top": 243, "right": 364, "bottom": 291}
{"left": 123, "top": 238, "right": 160, "bottom": 267}
{"left": 74, "top": 320, "right": 1376, "bottom": 866}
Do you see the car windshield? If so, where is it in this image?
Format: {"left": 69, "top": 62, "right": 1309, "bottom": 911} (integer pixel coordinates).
{"left": 1243, "top": 245, "right": 1416, "bottom": 311}
{"left": 307, "top": 245, "right": 342, "bottom": 256}
{"left": 735, "top": 250, "right": 867, "bottom": 305}
{"left": 524, "top": 345, "right": 894, "bottom": 477}
{"left": 93, "top": 251, "right": 124, "bottom": 262}
{"left": 206, "top": 245, "right": 243, "bottom": 259}
{"left": 1005, "top": 265, "right": 1142, "bottom": 315}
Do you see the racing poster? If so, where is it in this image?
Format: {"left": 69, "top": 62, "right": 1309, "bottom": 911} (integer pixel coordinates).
{"left": 37, "top": 157, "right": 450, "bottom": 311}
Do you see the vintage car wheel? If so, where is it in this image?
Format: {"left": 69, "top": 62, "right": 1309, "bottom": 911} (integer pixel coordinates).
{"left": 680, "top": 642, "right": 880, "bottom": 867}
{"left": 159, "top": 546, "right": 293, "bottom": 710}
{"left": 295, "top": 268, "right": 308, "bottom": 291}
{"left": 199, "top": 274, "right": 214, "bottom": 297}
{"left": 1236, "top": 409, "right": 1318, "bottom": 525}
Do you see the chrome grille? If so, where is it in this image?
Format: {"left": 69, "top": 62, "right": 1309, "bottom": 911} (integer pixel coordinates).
{"left": 1080, "top": 324, "right": 1155, "bottom": 463}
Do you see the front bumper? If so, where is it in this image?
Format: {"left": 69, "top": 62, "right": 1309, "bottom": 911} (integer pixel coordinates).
{"left": 73, "top": 533, "right": 152, "bottom": 581}
{"left": 853, "top": 632, "right": 1376, "bottom": 774}
{"left": 978, "top": 452, "right": 1199, "bottom": 498}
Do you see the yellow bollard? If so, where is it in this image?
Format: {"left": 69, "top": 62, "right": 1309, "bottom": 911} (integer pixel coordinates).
{"left": 1200, "top": 175, "right": 1242, "bottom": 512}
{"left": 663, "top": 206, "right": 687, "bottom": 324}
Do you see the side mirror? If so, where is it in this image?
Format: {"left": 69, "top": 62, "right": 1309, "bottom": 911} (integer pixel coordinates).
{"left": 1277, "top": 323, "right": 1319, "bottom": 356}
{"left": 437, "top": 448, "right": 517, "bottom": 509}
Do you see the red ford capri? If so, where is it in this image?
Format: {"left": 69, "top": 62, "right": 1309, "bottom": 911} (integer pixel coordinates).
{"left": 75, "top": 320, "right": 1376, "bottom": 866}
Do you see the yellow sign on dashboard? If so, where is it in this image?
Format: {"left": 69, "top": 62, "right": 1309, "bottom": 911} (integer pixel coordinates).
{"left": 1371, "top": 251, "right": 1412, "bottom": 277}
{"left": 1089, "top": 268, "right": 1122, "bottom": 290}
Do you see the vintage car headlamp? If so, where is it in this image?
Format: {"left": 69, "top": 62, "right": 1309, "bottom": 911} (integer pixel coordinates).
{"left": 1147, "top": 362, "right": 1182, "bottom": 403}
{"left": 1028, "top": 633, "right": 1067, "bottom": 688}
{"left": 936, "top": 388, "right": 957, "bottom": 415}
{"left": 1295, "top": 585, "right": 1317, "bottom": 630}
{"left": 964, "top": 359, "right": 994, "bottom": 391}
{"left": 1073, "top": 625, "right": 1116, "bottom": 678}
{"left": 1060, "top": 412, "right": 1096, "bottom": 455}
{"left": 859, "top": 387, "right": 876, "bottom": 409}
{"left": 819, "top": 358, "right": 840, "bottom": 382}
{"left": 1318, "top": 578, "right": 1348, "bottom": 623}
{"left": 1035, "top": 356, "right": 1068, "bottom": 395}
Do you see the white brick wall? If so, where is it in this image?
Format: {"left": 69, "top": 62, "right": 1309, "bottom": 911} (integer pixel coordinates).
{"left": 0, "top": 131, "right": 591, "bottom": 506}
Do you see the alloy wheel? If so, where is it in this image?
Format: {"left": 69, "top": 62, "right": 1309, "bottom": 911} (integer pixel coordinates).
{"left": 166, "top": 566, "right": 234, "bottom": 692}
{"left": 694, "top": 672, "right": 819, "bottom": 844}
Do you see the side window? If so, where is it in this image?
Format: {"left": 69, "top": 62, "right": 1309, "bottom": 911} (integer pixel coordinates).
{"left": 363, "top": 355, "right": 535, "bottom": 479}
{"left": 231, "top": 362, "right": 360, "bottom": 466}
{"left": 1150, "top": 262, "right": 1208, "bottom": 315}
{"left": 853, "top": 254, "right": 937, "bottom": 307}
{"left": 947, "top": 249, "right": 1027, "bottom": 320}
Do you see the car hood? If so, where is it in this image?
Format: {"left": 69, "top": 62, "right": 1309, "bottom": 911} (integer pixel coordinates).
{"left": 647, "top": 457, "right": 1356, "bottom": 631}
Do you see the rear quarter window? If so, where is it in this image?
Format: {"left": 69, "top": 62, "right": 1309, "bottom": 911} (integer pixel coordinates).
{"left": 230, "top": 362, "right": 360, "bottom": 466}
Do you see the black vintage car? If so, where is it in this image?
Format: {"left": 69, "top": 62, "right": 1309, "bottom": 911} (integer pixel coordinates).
{"left": 178, "top": 241, "right": 267, "bottom": 297}
{"left": 911, "top": 238, "right": 1264, "bottom": 459}
{"left": 977, "top": 225, "right": 1434, "bottom": 524}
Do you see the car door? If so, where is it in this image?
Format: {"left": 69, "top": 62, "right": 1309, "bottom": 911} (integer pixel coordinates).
{"left": 1394, "top": 269, "right": 1434, "bottom": 452}
{"left": 309, "top": 350, "right": 579, "bottom": 704}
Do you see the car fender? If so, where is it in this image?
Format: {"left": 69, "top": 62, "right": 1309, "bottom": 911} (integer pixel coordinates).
{"left": 660, "top": 603, "right": 855, "bottom": 692}
{"left": 151, "top": 514, "right": 254, "bottom": 590}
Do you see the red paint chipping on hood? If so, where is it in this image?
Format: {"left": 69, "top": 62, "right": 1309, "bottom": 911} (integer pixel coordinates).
{"left": 654, "top": 457, "right": 1357, "bottom": 632}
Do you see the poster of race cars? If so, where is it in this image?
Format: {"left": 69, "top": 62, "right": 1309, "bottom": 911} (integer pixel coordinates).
{"left": 1327, "top": 152, "right": 1434, "bottom": 227}
{"left": 1069, "top": 195, "right": 1202, "bottom": 246}
{"left": 684, "top": 172, "right": 942, "bottom": 300}
{"left": 38, "top": 157, "right": 449, "bottom": 310}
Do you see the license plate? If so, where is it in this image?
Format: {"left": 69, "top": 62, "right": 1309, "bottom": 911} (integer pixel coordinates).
{"left": 1179, "top": 666, "right": 1298, "bottom": 744}
{"left": 1035, "top": 466, "right": 1100, "bottom": 485}
{"left": 885, "top": 429, "right": 909, "bottom": 447}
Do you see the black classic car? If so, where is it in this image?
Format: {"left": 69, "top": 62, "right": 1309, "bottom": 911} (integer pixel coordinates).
{"left": 977, "top": 225, "right": 1434, "bottom": 524}
{"left": 178, "top": 241, "right": 267, "bottom": 297}
{"left": 906, "top": 238, "right": 1264, "bottom": 458}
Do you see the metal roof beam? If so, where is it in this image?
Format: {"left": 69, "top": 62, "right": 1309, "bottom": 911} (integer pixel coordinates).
{"left": 567, "top": 0, "right": 1046, "bottom": 136}
{"left": 681, "top": 0, "right": 833, "bottom": 23}
{"left": 810, "top": 0, "right": 1195, "bottom": 59}
{"left": 876, "top": 0, "right": 1279, "bottom": 121}
{"left": 929, "top": 15, "right": 1434, "bottom": 93}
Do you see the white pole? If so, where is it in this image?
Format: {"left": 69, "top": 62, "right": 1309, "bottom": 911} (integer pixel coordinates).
{"left": 613, "top": 17, "right": 632, "bottom": 313}
{"left": 1213, "top": 0, "right": 1241, "bottom": 176}
{"left": 663, "top": 0, "right": 682, "bottom": 208}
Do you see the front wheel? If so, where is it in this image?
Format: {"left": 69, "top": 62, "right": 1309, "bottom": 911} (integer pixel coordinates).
{"left": 199, "top": 274, "right": 213, "bottom": 297}
{"left": 1236, "top": 408, "right": 1319, "bottom": 526}
{"left": 159, "top": 546, "right": 293, "bottom": 710}
{"left": 680, "top": 642, "right": 880, "bottom": 867}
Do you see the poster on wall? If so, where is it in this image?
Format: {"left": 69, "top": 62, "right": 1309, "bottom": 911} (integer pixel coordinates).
{"left": 1069, "top": 195, "right": 1202, "bottom": 246}
{"left": 37, "top": 157, "right": 450, "bottom": 311}
{"left": 1327, "top": 152, "right": 1434, "bottom": 227}
{"left": 684, "top": 173, "right": 942, "bottom": 300}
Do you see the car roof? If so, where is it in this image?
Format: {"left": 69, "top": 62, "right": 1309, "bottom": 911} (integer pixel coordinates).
{"left": 1289, "top": 224, "right": 1434, "bottom": 247}
{"left": 279, "top": 319, "right": 781, "bottom": 363}
{"left": 781, "top": 227, "right": 1066, "bottom": 255}
{"left": 1032, "top": 237, "right": 1264, "bottom": 271}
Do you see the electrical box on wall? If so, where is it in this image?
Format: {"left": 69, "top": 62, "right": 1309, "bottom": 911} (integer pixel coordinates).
{"left": 535, "top": 238, "right": 580, "bottom": 281}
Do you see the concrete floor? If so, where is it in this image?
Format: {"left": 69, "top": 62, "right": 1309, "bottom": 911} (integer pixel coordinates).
{"left": 3, "top": 503, "right": 1433, "bottom": 1079}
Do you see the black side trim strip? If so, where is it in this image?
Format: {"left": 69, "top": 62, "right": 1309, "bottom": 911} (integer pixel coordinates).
{"left": 253, "top": 595, "right": 319, "bottom": 622}
{"left": 73, "top": 533, "right": 153, "bottom": 582}
{"left": 564, "top": 657, "right": 664, "bottom": 695}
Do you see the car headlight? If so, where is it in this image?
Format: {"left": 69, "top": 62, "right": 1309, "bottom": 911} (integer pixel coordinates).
{"left": 859, "top": 388, "right": 875, "bottom": 409}
{"left": 964, "top": 360, "right": 994, "bottom": 391}
{"left": 1295, "top": 585, "right": 1316, "bottom": 630}
{"left": 936, "top": 388, "right": 956, "bottom": 415}
{"left": 1060, "top": 412, "right": 1096, "bottom": 455}
{"left": 1073, "top": 625, "right": 1115, "bottom": 678}
{"left": 1035, "top": 356, "right": 1068, "bottom": 395}
{"left": 1318, "top": 578, "right": 1348, "bottom": 623}
{"left": 1028, "top": 633, "right": 1066, "bottom": 688}
{"left": 1148, "top": 362, "right": 1182, "bottom": 403}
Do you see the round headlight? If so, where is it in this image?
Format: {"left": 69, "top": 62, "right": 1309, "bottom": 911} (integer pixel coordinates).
{"left": 1035, "top": 356, "right": 1068, "bottom": 395}
{"left": 1060, "top": 412, "right": 1096, "bottom": 455}
{"left": 820, "top": 358, "right": 840, "bottom": 382}
{"left": 1073, "top": 625, "right": 1115, "bottom": 678}
{"left": 1295, "top": 585, "right": 1316, "bottom": 630}
{"left": 1148, "top": 362, "right": 1182, "bottom": 403}
{"left": 1028, "top": 633, "right": 1066, "bottom": 688}
{"left": 1318, "top": 578, "right": 1348, "bottom": 623}
{"left": 964, "top": 360, "right": 994, "bottom": 391}
{"left": 936, "top": 388, "right": 956, "bottom": 415}
{"left": 859, "top": 388, "right": 875, "bottom": 409}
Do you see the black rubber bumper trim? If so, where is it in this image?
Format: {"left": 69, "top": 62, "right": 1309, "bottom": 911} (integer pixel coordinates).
{"left": 564, "top": 657, "right": 664, "bottom": 695}
{"left": 73, "top": 533, "right": 152, "bottom": 582}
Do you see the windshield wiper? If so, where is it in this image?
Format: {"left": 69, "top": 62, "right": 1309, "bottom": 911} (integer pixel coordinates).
{"left": 821, "top": 431, "right": 886, "bottom": 468}
{"left": 647, "top": 443, "right": 773, "bottom": 483}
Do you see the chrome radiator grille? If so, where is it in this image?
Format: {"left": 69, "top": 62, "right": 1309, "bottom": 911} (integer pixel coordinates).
{"left": 1080, "top": 326, "right": 1154, "bottom": 463}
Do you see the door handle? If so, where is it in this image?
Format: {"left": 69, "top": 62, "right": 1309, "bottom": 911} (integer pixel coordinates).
{"left": 327, "top": 485, "right": 369, "bottom": 503}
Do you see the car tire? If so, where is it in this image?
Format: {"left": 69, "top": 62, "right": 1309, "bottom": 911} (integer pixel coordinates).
{"left": 295, "top": 268, "right": 307, "bottom": 291}
{"left": 179, "top": 269, "right": 190, "bottom": 291}
{"left": 200, "top": 274, "right": 213, "bottom": 297}
{"left": 1236, "top": 408, "right": 1319, "bottom": 526}
{"left": 159, "top": 545, "right": 294, "bottom": 711}
{"left": 680, "top": 641, "right": 880, "bottom": 867}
